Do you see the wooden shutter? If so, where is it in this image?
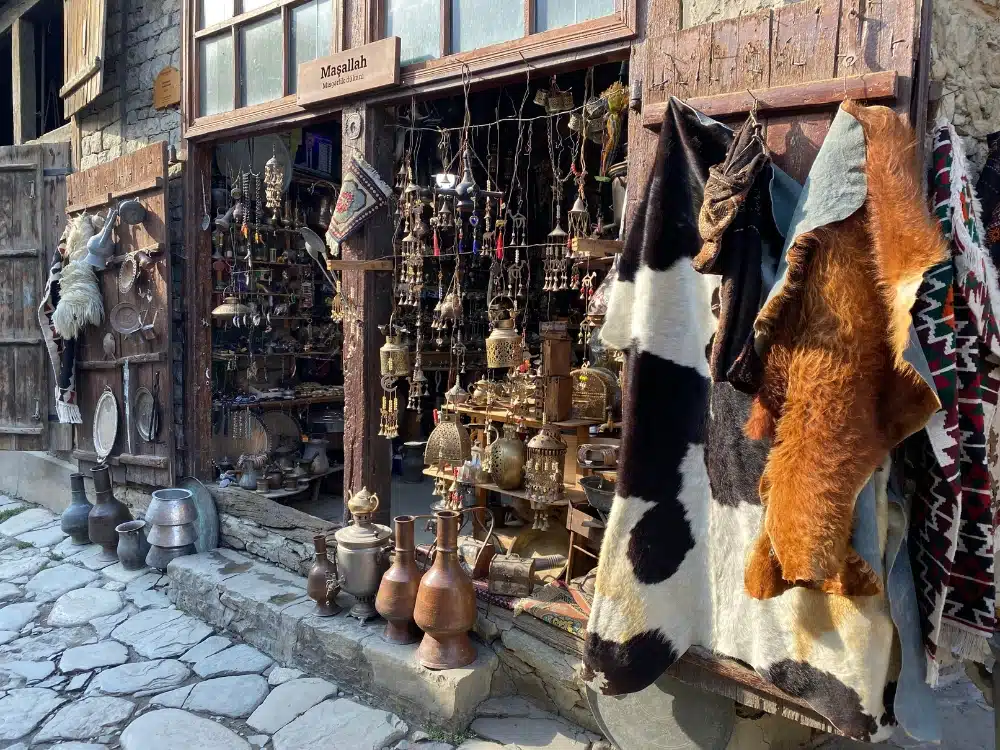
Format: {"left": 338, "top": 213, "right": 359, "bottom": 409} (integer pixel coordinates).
{"left": 0, "top": 144, "right": 71, "bottom": 451}
{"left": 62, "top": 0, "right": 108, "bottom": 117}
{"left": 67, "top": 142, "right": 174, "bottom": 487}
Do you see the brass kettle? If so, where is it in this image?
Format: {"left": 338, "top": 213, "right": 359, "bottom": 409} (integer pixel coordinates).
{"left": 486, "top": 318, "right": 521, "bottom": 369}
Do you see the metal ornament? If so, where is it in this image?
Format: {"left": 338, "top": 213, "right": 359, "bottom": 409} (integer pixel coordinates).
{"left": 335, "top": 488, "right": 392, "bottom": 622}
{"left": 568, "top": 194, "right": 591, "bottom": 239}
{"left": 525, "top": 424, "right": 567, "bottom": 531}
{"left": 264, "top": 154, "right": 285, "bottom": 214}
{"left": 486, "top": 318, "right": 521, "bottom": 369}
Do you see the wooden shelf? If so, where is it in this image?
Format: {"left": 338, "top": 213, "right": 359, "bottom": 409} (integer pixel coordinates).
{"left": 452, "top": 405, "right": 600, "bottom": 431}
{"left": 213, "top": 394, "right": 344, "bottom": 409}
{"left": 422, "top": 465, "right": 584, "bottom": 505}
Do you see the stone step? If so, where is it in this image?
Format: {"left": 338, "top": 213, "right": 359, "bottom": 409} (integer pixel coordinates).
{"left": 166, "top": 549, "right": 496, "bottom": 732}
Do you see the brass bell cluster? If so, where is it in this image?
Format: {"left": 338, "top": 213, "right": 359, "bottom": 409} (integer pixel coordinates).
{"left": 543, "top": 210, "right": 569, "bottom": 292}
{"left": 378, "top": 318, "right": 411, "bottom": 439}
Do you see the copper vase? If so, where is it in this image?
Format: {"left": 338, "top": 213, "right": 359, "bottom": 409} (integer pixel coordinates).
{"left": 307, "top": 535, "right": 341, "bottom": 617}
{"left": 375, "top": 515, "right": 423, "bottom": 644}
{"left": 414, "top": 510, "right": 477, "bottom": 669}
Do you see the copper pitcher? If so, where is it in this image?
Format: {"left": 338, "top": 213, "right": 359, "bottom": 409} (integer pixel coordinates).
{"left": 307, "top": 535, "right": 341, "bottom": 617}
{"left": 413, "top": 510, "right": 477, "bottom": 669}
{"left": 375, "top": 515, "right": 423, "bottom": 644}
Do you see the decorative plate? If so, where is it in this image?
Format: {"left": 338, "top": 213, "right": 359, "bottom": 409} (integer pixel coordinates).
{"left": 110, "top": 302, "right": 143, "bottom": 335}
{"left": 93, "top": 387, "right": 119, "bottom": 461}
{"left": 118, "top": 255, "right": 139, "bottom": 295}
{"left": 586, "top": 672, "right": 735, "bottom": 750}
{"left": 211, "top": 408, "right": 271, "bottom": 466}
{"left": 134, "top": 387, "right": 155, "bottom": 442}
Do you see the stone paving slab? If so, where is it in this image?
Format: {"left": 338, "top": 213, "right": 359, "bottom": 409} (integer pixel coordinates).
{"left": 90, "top": 659, "right": 190, "bottom": 697}
{"left": 0, "top": 603, "right": 40, "bottom": 631}
{"left": 25, "top": 565, "right": 99, "bottom": 603}
{"left": 183, "top": 674, "right": 270, "bottom": 718}
{"left": 247, "top": 677, "right": 337, "bottom": 734}
{"left": 147, "top": 684, "right": 192, "bottom": 708}
{"left": 1, "top": 625, "right": 97, "bottom": 661}
{"left": 111, "top": 608, "right": 212, "bottom": 658}
{"left": 0, "top": 688, "right": 66, "bottom": 740}
{"left": 271, "top": 699, "right": 408, "bottom": 750}
{"left": 16, "top": 524, "right": 67, "bottom": 548}
{"left": 193, "top": 643, "right": 273, "bottom": 678}
{"left": 34, "top": 696, "right": 135, "bottom": 743}
{"left": 0, "top": 555, "right": 48, "bottom": 582}
{"left": 469, "top": 717, "right": 592, "bottom": 750}
{"left": 48, "top": 589, "right": 124, "bottom": 627}
{"left": 0, "top": 508, "right": 57, "bottom": 536}
{"left": 120, "top": 708, "right": 250, "bottom": 750}
{"left": 180, "top": 634, "right": 231, "bottom": 663}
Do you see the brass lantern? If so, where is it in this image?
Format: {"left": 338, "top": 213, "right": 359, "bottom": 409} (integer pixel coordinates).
{"left": 424, "top": 390, "right": 472, "bottom": 466}
{"left": 486, "top": 318, "right": 522, "bottom": 369}
{"left": 568, "top": 193, "right": 590, "bottom": 239}
{"left": 380, "top": 334, "right": 411, "bottom": 378}
{"left": 524, "top": 425, "right": 567, "bottom": 531}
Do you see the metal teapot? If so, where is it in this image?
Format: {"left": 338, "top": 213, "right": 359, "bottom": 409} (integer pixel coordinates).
{"left": 85, "top": 199, "right": 147, "bottom": 269}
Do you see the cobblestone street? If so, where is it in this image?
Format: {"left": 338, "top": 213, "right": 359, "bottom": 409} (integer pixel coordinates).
{"left": 0, "top": 497, "right": 600, "bottom": 750}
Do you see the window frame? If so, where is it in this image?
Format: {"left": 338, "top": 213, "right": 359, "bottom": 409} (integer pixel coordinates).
{"left": 182, "top": 0, "right": 636, "bottom": 141}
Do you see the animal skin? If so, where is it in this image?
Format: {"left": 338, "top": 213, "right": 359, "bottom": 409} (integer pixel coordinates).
{"left": 745, "top": 101, "right": 946, "bottom": 599}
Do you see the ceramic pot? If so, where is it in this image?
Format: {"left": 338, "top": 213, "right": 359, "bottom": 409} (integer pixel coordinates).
{"left": 146, "top": 543, "right": 196, "bottom": 571}
{"left": 146, "top": 488, "right": 197, "bottom": 526}
{"left": 375, "top": 516, "right": 423, "bottom": 644}
{"left": 61, "top": 473, "right": 92, "bottom": 545}
{"left": 266, "top": 469, "right": 283, "bottom": 490}
{"left": 307, "top": 535, "right": 340, "bottom": 616}
{"left": 116, "top": 520, "right": 149, "bottom": 571}
{"left": 414, "top": 510, "right": 476, "bottom": 669}
{"left": 489, "top": 424, "right": 525, "bottom": 490}
{"left": 88, "top": 465, "right": 133, "bottom": 557}
{"left": 401, "top": 442, "right": 426, "bottom": 484}
{"left": 239, "top": 464, "right": 260, "bottom": 490}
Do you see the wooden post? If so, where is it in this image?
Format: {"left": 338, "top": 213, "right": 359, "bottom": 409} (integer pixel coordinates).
{"left": 183, "top": 140, "right": 215, "bottom": 481}
{"left": 12, "top": 16, "right": 36, "bottom": 144}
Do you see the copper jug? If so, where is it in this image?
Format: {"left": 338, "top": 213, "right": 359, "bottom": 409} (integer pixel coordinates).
{"left": 307, "top": 535, "right": 341, "bottom": 617}
{"left": 375, "top": 515, "right": 423, "bottom": 644}
{"left": 413, "top": 510, "right": 477, "bottom": 669}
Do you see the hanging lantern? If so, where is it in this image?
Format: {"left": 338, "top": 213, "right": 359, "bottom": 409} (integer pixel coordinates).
{"left": 486, "top": 318, "right": 522, "bottom": 369}
{"left": 453, "top": 149, "right": 477, "bottom": 213}
{"left": 264, "top": 156, "right": 284, "bottom": 213}
{"left": 544, "top": 214, "right": 568, "bottom": 292}
{"left": 524, "top": 425, "right": 567, "bottom": 531}
{"left": 395, "top": 160, "right": 408, "bottom": 190}
{"left": 424, "top": 395, "right": 472, "bottom": 466}
{"left": 435, "top": 194, "right": 455, "bottom": 230}
{"left": 380, "top": 334, "right": 411, "bottom": 378}
{"left": 568, "top": 194, "right": 590, "bottom": 239}
{"left": 212, "top": 296, "right": 250, "bottom": 319}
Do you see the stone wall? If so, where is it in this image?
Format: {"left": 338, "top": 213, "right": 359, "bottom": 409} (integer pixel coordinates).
{"left": 78, "top": 0, "right": 182, "bottom": 170}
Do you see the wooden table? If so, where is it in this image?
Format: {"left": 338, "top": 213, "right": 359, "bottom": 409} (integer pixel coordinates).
{"left": 256, "top": 465, "right": 343, "bottom": 504}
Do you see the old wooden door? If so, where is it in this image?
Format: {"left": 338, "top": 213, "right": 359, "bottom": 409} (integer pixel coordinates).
{"left": 67, "top": 142, "right": 175, "bottom": 487}
{"left": 0, "top": 143, "right": 71, "bottom": 452}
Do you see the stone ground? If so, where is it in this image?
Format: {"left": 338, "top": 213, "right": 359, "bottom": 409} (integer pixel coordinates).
{"left": 0, "top": 497, "right": 601, "bottom": 750}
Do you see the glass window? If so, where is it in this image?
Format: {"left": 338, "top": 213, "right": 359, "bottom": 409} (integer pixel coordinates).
{"left": 290, "top": 0, "right": 334, "bottom": 93}
{"left": 386, "top": 0, "right": 439, "bottom": 65}
{"left": 240, "top": 15, "right": 284, "bottom": 106}
{"left": 451, "top": 0, "right": 521, "bottom": 53}
{"left": 535, "top": 0, "right": 614, "bottom": 31}
{"left": 199, "top": 34, "right": 235, "bottom": 116}
{"left": 200, "top": 0, "right": 234, "bottom": 28}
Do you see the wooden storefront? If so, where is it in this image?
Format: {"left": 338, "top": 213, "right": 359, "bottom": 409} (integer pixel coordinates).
{"left": 0, "top": 0, "right": 934, "bottom": 734}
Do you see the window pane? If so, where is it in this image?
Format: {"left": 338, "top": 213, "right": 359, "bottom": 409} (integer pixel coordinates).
{"left": 240, "top": 14, "right": 284, "bottom": 106}
{"left": 199, "top": 34, "right": 235, "bottom": 116}
{"left": 290, "top": 0, "right": 333, "bottom": 93}
{"left": 451, "top": 0, "right": 521, "bottom": 53}
{"left": 241, "top": 0, "right": 274, "bottom": 11}
{"left": 386, "top": 0, "right": 439, "bottom": 65}
{"left": 536, "top": 0, "right": 615, "bottom": 31}
{"left": 200, "top": 0, "right": 234, "bottom": 28}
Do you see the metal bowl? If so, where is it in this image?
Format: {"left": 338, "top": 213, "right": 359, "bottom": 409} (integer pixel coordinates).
{"left": 580, "top": 475, "right": 616, "bottom": 515}
{"left": 147, "top": 522, "right": 197, "bottom": 547}
{"left": 146, "top": 543, "right": 196, "bottom": 571}
{"left": 145, "top": 488, "right": 197, "bottom": 526}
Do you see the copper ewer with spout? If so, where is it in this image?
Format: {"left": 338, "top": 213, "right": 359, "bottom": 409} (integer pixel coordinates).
{"left": 307, "top": 534, "right": 341, "bottom": 617}
{"left": 413, "top": 509, "right": 477, "bottom": 669}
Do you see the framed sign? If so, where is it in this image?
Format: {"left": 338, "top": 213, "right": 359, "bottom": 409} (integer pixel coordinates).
{"left": 153, "top": 66, "right": 181, "bottom": 109}
{"left": 297, "top": 37, "right": 401, "bottom": 107}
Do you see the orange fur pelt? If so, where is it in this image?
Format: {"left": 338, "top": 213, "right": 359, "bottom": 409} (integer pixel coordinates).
{"left": 744, "top": 101, "right": 946, "bottom": 600}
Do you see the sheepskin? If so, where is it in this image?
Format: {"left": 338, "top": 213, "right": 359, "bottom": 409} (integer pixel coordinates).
{"left": 52, "top": 213, "right": 105, "bottom": 340}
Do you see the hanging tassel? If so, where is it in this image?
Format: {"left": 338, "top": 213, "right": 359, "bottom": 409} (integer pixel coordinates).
{"left": 496, "top": 231, "right": 504, "bottom": 261}
{"left": 433, "top": 229, "right": 440, "bottom": 257}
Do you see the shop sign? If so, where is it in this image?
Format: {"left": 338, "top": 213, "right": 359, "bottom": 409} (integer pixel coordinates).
{"left": 153, "top": 67, "right": 181, "bottom": 109}
{"left": 297, "top": 37, "right": 400, "bottom": 107}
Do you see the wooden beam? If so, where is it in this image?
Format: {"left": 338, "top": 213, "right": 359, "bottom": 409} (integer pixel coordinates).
{"left": 58, "top": 57, "right": 102, "bottom": 98}
{"left": 642, "top": 71, "right": 899, "bottom": 129}
{"left": 209, "top": 484, "right": 339, "bottom": 546}
{"left": 12, "top": 16, "right": 36, "bottom": 144}
{"left": 184, "top": 141, "right": 215, "bottom": 481}
{"left": 340, "top": 103, "right": 394, "bottom": 528}
{"left": 325, "top": 259, "right": 393, "bottom": 272}
{"left": 0, "top": 0, "right": 41, "bottom": 35}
